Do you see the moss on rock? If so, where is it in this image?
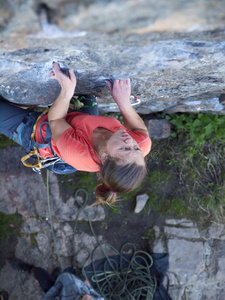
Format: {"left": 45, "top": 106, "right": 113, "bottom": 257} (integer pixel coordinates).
{"left": 0, "top": 212, "right": 23, "bottom": 241}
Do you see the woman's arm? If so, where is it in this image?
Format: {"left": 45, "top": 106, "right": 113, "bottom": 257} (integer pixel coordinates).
{"left": 105, "top": 79, "right": 149, "bottom": 135}
{"left": 48, "top": 62, "right": 77, "bottom": 143}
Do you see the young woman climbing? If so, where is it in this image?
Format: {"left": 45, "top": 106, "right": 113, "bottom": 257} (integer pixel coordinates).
{"left": 0, "top": 62, "right": 151, "bottom": 205}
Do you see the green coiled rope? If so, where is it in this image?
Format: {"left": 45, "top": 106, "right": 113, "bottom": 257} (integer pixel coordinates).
{"left": 72, "top": 189, "right": 157, "bottom": 300}
{"left": 46, "top": 176, "right": 157, "bottom": 300}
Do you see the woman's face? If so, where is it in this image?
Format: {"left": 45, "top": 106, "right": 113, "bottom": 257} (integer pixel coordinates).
{"left": 106, "top": 129, "right": 145, "bottom": 166}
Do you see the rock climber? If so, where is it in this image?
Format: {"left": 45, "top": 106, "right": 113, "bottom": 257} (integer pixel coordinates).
{"left": 0, "top": 62, "right": 151, "bottom": 205}
{"left": 9, "top": 258, "right": 104, "bottom": 300}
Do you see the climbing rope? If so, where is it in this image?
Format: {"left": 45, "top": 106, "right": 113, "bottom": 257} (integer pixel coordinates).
{"left": 46, "top": 170, "right": 64, "bottom": 271}
{"left": 73, "top": 189, "right": 157, "bottom": 300}
{"left": 46, "top": 176, "right": 156, "bottom": 299}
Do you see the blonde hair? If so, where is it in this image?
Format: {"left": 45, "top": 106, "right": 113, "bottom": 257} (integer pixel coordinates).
{"left": 93, "top": 157, "right": 147, "bottom": 206}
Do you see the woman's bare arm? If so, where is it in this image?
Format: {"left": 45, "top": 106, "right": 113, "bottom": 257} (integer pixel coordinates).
{"left": 48, "top": 62, "right": 77, "bottom": 143}
{"left": 105, "top": 79, "right": 148, "bottom": 135}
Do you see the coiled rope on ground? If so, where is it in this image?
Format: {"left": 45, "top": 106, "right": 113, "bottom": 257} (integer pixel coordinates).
{"left": 46, "top": 172, "right": 157, "bottom": 300}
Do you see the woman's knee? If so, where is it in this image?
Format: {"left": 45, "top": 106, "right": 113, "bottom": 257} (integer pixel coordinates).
{"left": 0, "top": 101, "right": 30, "bottom": 139}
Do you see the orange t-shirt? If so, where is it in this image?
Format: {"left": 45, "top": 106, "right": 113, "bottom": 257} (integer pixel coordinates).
{"left": 35, "top": 112, "right": 151, "bottom": 172}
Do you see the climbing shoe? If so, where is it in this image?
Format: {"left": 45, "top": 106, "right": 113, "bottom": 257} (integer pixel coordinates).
{"left": 51, "top": 267, "right": 62, "bottom": 282}
{"left": 0, "top": 291, "right": 9, "bottom": 300}
{"left": 77, "top": 94, "right": 97, "bottom": 107}
{"left": 9, "top": 258, "right": 34, "bottom": 273}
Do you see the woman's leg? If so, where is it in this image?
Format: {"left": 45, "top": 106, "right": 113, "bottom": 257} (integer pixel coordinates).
{"left": 0, "top": 101, "right": 31, "bottom": 141}
{"left": 0, "top": 101, "right": 41, "bottom": 151}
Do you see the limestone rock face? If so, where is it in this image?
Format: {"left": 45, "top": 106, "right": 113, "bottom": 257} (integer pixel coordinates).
{"left": 0, "top": 0, "right": 225, "bottom": 114}
{"left": 152, "top": 219, "right": 225, "bottom": 300}
{"left": 0, "top": 147, "right": 105, "bottom": 222}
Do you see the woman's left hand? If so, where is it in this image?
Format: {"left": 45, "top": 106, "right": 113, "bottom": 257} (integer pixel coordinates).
{"left": 50, "top": 61, "right": 76, "bottom": 99}
{"left": 105, "top": 78, "right": 131, "bottom": 111}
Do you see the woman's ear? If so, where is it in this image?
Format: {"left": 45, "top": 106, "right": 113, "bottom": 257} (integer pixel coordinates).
{"left": 100, "top": 152, "right": 108, "bottom": 165}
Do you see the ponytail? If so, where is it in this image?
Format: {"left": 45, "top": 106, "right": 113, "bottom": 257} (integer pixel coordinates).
{"left": 94, "top": 182, "right": 118, "bottom": 205}
{"left": 92, "top": 156, "right": 147, "bottom": 206}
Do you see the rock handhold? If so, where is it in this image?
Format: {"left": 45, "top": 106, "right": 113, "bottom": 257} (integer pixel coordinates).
{"left": 147, "top": 119, "right": 171, "bottom": 140}
{"left": 134, "top": 194, "right": 149, "bottom": 213}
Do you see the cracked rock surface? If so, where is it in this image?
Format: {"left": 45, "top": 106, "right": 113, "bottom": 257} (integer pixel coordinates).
{"left": 0, "top": 0, "right": 225, "bottom": 114}
{"left": 1, "top": 1, "right": 225, "bottom": 299}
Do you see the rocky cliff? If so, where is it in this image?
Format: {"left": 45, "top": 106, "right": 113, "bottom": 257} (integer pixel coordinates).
{"left": 1, "top": 0, "right": 225, "bottom": 114}
{"left": 1, "top": 2, "right": 225, "bottom": 300}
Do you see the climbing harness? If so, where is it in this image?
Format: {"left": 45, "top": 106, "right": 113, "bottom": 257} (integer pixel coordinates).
{"left": 20, "top": 108, "right": 50, "bottom": 170}
{"left": 45, "top": 174, "right": 157, "bottom": 300}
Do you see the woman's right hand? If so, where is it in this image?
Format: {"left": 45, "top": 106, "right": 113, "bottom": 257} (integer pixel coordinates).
{"left": 50, "top": 61, "right": 76, "bottom": 99}
{"left": 105, "top": 79, "right": 131, "bottom": 112}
